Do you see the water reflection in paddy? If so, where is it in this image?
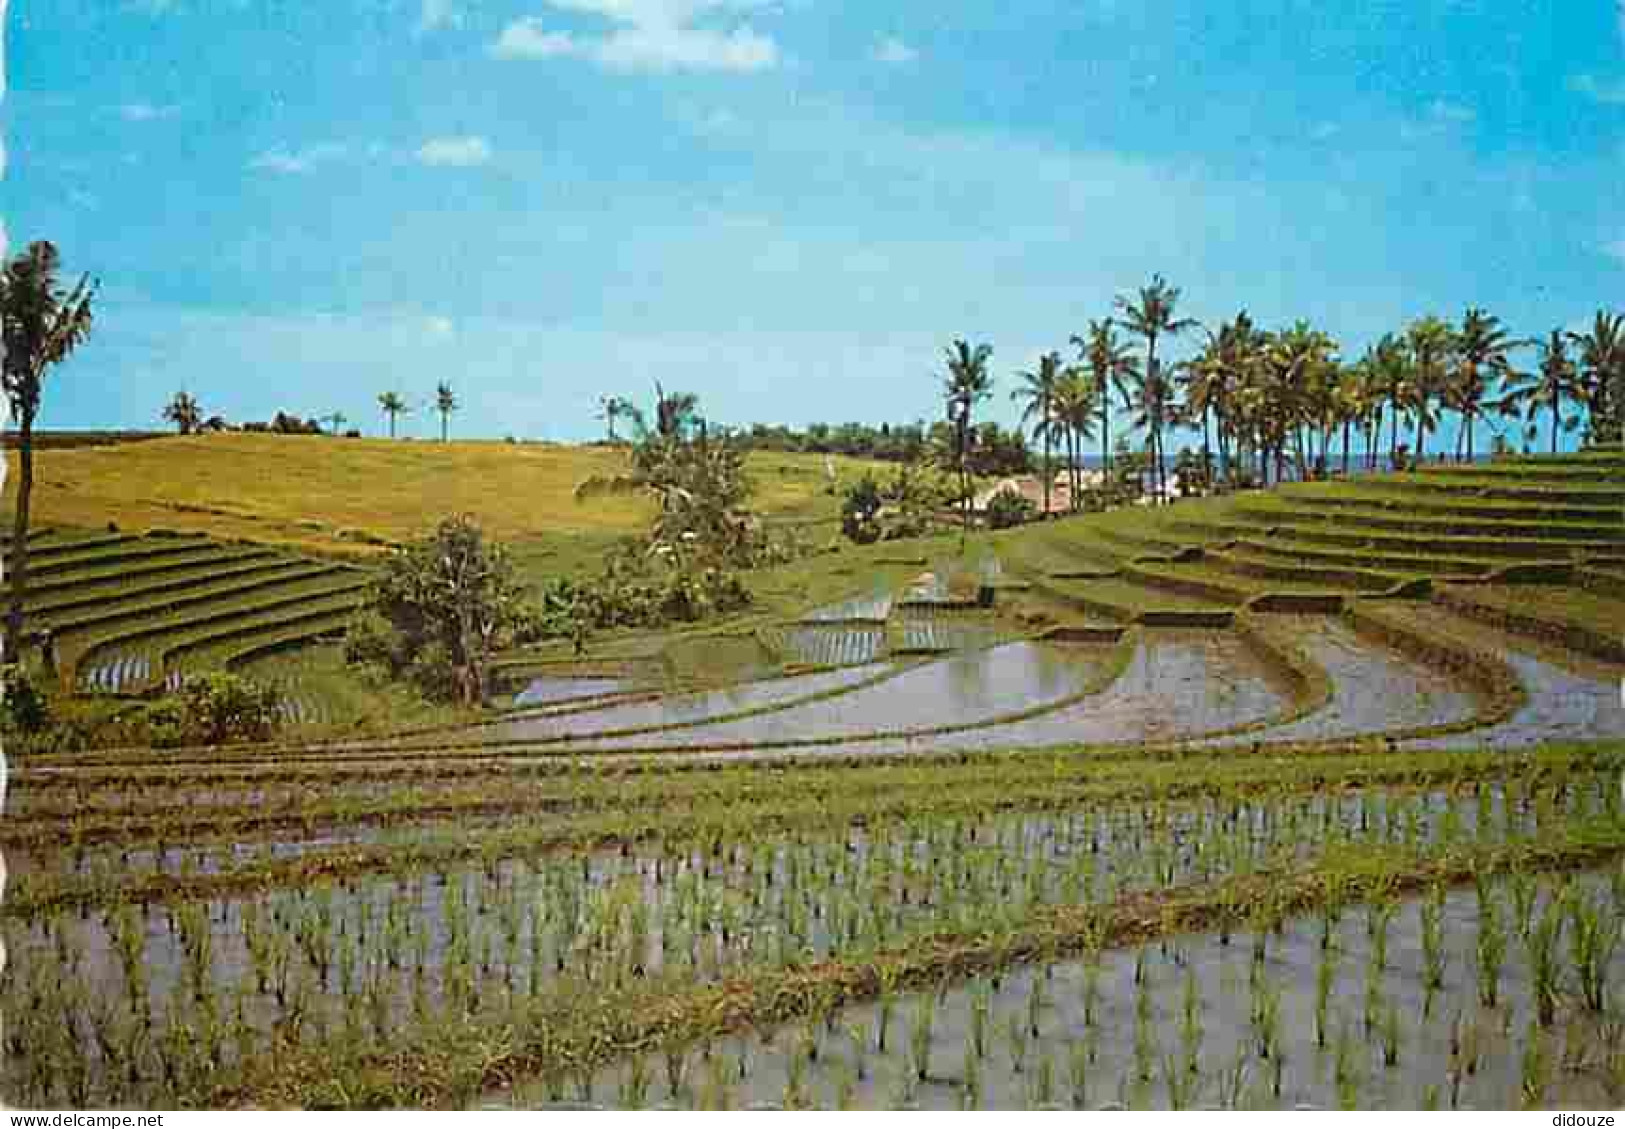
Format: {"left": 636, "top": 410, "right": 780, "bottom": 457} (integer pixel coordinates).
{"left": 567, "top": 641, "right": 1118, "bottom": 749}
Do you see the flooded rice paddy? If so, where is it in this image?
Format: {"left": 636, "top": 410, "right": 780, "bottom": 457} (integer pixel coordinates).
{"left": 529, "top": 871, "right": 1625, "bottom": 1109}
{"left": 473, "top": 663, "right": 892, "bottom": 743}
{"left": 562, "top": 641, "right": 1115, "bottom": 750}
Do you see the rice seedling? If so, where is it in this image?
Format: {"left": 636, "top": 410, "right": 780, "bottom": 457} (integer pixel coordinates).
{"left": 1520, "top": 1017, "right": 1548, "bottom": 1109}
{"left": 1567, "top": 886, "right": 1621, "bottom": 1013}
{"left": 1067, "top": 1038, "right": 1090, "bottom": 1110}
{"left": 908, "top": 995, "right": 935, "bottom": 1083}
{"left": 1005, "top": 1010, "right": 1029, "bottom": 1077}
{"left": 1475, "top": 883, "right": 1508, "bottom": 1008}
{"left": 1528, "top": 897, "right": 1563, "bottom": 1027}
{"left": 1420, "top": 885, "right": 1447, "bottom": 992}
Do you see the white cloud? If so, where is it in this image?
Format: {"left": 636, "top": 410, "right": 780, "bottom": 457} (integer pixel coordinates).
{"left": 492, "top": 1, "right": 779, "bottom": 72}
{"left": 424, "top": 315, "right": 456, "bottom": 339}
{"left": 1427, "top": 99, "right": 1476, "bottom": 124}
{"left": 415, "top": 135, "right": 492, "bottom": 167}
{"left": 1397, "top": 99, "right": 1477, "bottom": 141}
{"left": 1569, "top": 73, "right": 1625, "bottom": 106}
{"left": 415, "top": 0, "right": 464, "bottom": 35}
{"left": 494, "top": 20, "right": 583, "bottom": 57}
{"left": 248, "top": 142, "right": 348, "bottom": 175}
{"left": 118, "top": 101, "right": 178, "bottom": 122}
{"left": 872, "top": 37, "right": 918, "bottom": 65}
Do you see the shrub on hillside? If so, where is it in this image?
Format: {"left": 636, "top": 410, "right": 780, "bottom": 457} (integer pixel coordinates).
{"left": 353, "top": 515, "right": 529, "bottom": 704}
{"left": 840, "top": 475, "right": 884, "bottom": 544}
{"left": 985, "top": 487, "right": 1036, "bottom": 530}
{"left": 1, "top": 665, "right": 51, "bottom": 734}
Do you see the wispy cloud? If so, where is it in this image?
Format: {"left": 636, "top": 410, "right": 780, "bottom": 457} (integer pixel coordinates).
{"left": 118, "top": 101, "right": 178, "bottom": 122}
{"left": 415, "top": 135, "right": 492, "bottom": 167}
{"left": 1398, "top": 98, "right": 1477, "bottom": 141}
{"left": 415, "top": 0, "right": 464, "bottom": 36}
{"left": 1569, "top": 72, "right": 1625, "bottom": 106}
{"left": 1603, "top": 237, "right": 1625, "bottom": 265}
{"left": 871, "top": 37, "right": 918, "bottom": 65}
{"left": 492, "top": 1, "right": 780, "bottom": 72}
{"left": 248, "top": 142, "right": 348, "bottom": 175}
{"left": 1427, "top": 99, "right": 1476, "bottom": 125}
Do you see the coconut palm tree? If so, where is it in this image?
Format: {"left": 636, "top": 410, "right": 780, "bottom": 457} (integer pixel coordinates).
{"left": 1052, "top": 367, "right": 1098, "bottom": 508}
{"left": 1011, "top": 352, "right": 1065, "bottom": 515}
{"left": 1496, "top": 330, "right": 1587, "bottom": 454}
{"left": 1363, "top": 334, "right": 1410, "bottom": 469}
{"left": 1403, "top": 316, "right": 1456, "bottom": 462}
{"left": 1, "top": 240, "right": 97, "bottom": 662}
{"left": 1451, "top": 308, "right": 1526, "bottom": 463}
{"left": 1114, "top": 276, "right": 1197, "bottom": 503}
{"left": 1070, "top": 319, "right": 1137, "bottom": 482}
{"left": 652, "top": 383, "right": 701, "bottom": 441}
{"left": 162, "top": 390, "right": 203, "bottom": 435}
{"left": 1569, "top": 310, "right": 1625, "bottom": 446}
{"left": 378, "top": 391, "right": 410, "bottom": 439}
{"left": 434, "top": 381, "right": 459, "bottom": 443}
{"left": 596, "top": 395, "right": 634, "bottom": 443}
{"left": 323, "top": 411, "right": 349, "bottom": 435}
{"left": 943, "top": 339, "right": 994, "bottom": 530}
{"left": 1180, "top": 313, "right": 1261, "bottom": 488}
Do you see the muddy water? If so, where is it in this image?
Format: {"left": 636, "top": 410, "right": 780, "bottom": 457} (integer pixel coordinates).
{"left": 1396, "top": 606, "right": 1625, "bottom": 750}
{"left": 523, "top": 871, "right": 1625, "bottom": 1110}
{"left": 513, "top": 678, "right": 632, "bottom": 709}
{"left": 562, "top": 642, "right": 1113, "bottom": 750}
{"left": 806, "top": 633, "right": 1290, "bottom": 756}
{"left": 1205, "top": 618, "right": 1478, "bottom": 746}
{"left": 476, "top": 664, "right": 891, "bottom": 742}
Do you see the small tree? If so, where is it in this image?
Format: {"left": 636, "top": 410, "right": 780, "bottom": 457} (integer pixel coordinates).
{"left": 368, "top": 515, "right": 527, "bottom": 704}
{"left": 162, "top": 390, "right": 203, "bottom": 435}
{"left": 1, "top": 241, "right": 97, "bottom": 664}
{"left": 841, "top": 474, "right": 884, "bottom": 543}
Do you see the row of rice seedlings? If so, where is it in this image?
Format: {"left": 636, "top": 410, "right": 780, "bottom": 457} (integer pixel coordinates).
{"left": 540, "top": 870, "right": 1625, "bottom": 1110}
{"left": 21, "top": 762, "right": 1621, "bottom": 925}
{"left": 10, "top": 770, "right": 1623, "bottom": 1105}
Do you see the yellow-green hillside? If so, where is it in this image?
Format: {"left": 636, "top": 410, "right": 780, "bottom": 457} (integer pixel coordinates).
{"left": 3, "top": 433, "right": 888, "bottom": 574}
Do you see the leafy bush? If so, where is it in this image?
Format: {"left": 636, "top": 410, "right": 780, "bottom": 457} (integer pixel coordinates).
{"left": 985, "top": 487, "right": 1037, "bottom": 530}
{"left": 167, "top": 672, "right": 282, "bottom": 746}
{"left": 353, "top": 515, "right": 529, "bottom": 703}
{"left": 1, "top": 664, "right": 51, "bottom": 733}
{"left": 841, "top": 475, "right": 884, "bottom": 544}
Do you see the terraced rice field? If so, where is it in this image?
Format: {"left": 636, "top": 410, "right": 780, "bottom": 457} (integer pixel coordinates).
{"left": 8, "top": 451, "right": 1625, "bottom": 1109}
{"left": 5, "top": 529, "right": 370, "bottom": 698}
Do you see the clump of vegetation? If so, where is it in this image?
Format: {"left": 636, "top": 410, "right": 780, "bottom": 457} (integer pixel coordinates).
{"left": 985, "top": 486, "right": 1037, "bottom": 530}
{"left": 346, "top": 514, "right": 528, "bottom": 703}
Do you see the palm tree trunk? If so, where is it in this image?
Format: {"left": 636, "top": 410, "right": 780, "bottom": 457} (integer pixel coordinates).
{"left": 1342, "top": 419, "right": 1351, "bottom": 477}
{"left": 1041, "top": 414, "right": 1052, "bottom": 517}
{"left": 1100, "top": 384, "right": 1111, "bottom": 484}
{"left": 1552, "top": 393, "right": 1560, "bottom": 455}
{"left": 6, "top": 410, "right": 37, "bottom": 666}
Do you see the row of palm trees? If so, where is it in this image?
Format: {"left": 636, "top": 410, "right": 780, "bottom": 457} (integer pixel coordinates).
{"left": 377, "top": 383, "right": 460, "bottom": 441}
{"left": 951, "top": 275, "right": 1624, "bottom": 513}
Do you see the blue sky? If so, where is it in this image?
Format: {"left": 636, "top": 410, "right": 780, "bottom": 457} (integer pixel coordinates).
{"left": 3, "top": 0, "right": 1624, "bottom": 444}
